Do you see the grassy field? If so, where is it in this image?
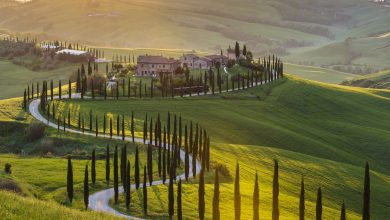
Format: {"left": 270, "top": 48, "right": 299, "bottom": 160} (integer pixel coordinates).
{"left": 0, "top": 96, "right": 164, "bottom": 211}
{"left": 341, "top": 69, "right": 390, "bottom": 89}
{"left": 286, "top": 34, "right": 390, "bottom": 71}
{"left": 0, "top": 190, "right": 124, "bottom": 220}
{"left": 50, "top": 75, "right": 390, "bottom": 219}
{"left": 284, "top": 63, "right": 356, "bottom": 84}
{"left": 0, "top": 60, "right": 77, "bottom": 100}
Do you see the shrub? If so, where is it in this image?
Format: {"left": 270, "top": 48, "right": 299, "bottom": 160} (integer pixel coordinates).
{"left": 4, "top": 163, "right": 11, "bottom": 174}
{"left": 213, "top": 163, "right": 232, "bottom": 180}
{"left": 27, "top": 121, "right": 46, "bottom": 141}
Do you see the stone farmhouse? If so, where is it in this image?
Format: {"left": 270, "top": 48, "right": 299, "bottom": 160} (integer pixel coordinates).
{"left": 180, "top": 54, "right": 228, "bottom": 70}
{"left": 135, "top": 48, "right": 232, "bottom": 76}
{"left": 226, "top": 45, "right": 243, "bottom": 60}
{"left": 135, "top": 55, "right": 181, "bottom": 76}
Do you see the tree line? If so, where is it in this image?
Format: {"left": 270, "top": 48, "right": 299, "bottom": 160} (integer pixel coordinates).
{"left": 67, "top": 147, "right": 371, "bottom": 220}
{"left": 65, "top": 110, "right": 212, "bottom": 218}
{"left": 22, "top": 56, "right": 284, "bottom": 110}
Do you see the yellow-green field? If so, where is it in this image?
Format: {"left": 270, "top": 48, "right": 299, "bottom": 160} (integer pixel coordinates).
{"left": 0, "top": 60, "right": 76, "bottom": 99}
{"left": 0, "top": 190, "right": 123, "bottom": 220}
{"left": 48, "top": 75, "right": 390, "bottom": 219}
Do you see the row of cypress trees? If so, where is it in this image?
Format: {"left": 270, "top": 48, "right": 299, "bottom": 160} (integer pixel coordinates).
{"left": 208, "top": 160, "right": 371, "bottom": 220}
{"left": 22, "top": 55, "right": 284, "bottom": 109}
{"left": 50, "top": 108, "right": 212, "bottom": 179}
{"left": 64, "top": 111, "right": 213, "bottom": 215}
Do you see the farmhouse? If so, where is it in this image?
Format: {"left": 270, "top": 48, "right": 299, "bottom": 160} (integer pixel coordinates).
{"left": 227, "top": 45, "right": 243, "bottom": 60}
{"left": 55, "top": 49, "right": 89, "bottom": 56}
{"left": 135, "top": 55, "right": 180, "bottom": 76}
{"left": 179, "top": 54, "right": 228, "bottom": 70}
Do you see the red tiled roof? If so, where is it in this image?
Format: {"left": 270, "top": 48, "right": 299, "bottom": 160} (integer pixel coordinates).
{"left": 138, "top": 55, "right": 179, "bottom": 64}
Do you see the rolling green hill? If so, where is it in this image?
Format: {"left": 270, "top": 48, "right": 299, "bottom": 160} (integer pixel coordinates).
{"left": 49, "top": 75, "right": 390, "bottom": 219}
{"left": 285, "top": 63, "right": 356, "bottom": 84}
{"left": 286, "top": 34, "right": 390, "bottom": 72}
{"left": 0, "top": 60, "right": 76, "bottom": 100}
{"left": 0, "top": 190, "right": 124, "bottom": 220}
{"left": 341, "top": 69, "right": 390, "bottom": 89}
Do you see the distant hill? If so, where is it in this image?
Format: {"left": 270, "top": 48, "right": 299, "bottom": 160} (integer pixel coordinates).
{"left": 286, "top": 34, "right": 390, "bottom": 72}
{"left": 0, "top": 0, "right": 388, "bottom": 56}
{"left": 341, "top": 69, "right": 390, "bottom": 89}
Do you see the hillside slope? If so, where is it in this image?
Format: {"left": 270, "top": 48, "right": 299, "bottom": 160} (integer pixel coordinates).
{"left": 286, "top": 34, "right": 390, "bottom": 71}
{"left": 341, "top": 69, "right": 390, "bottom": 89}
{"left": 0, "top": 190, "right": 124, "bottom": 220}
{"left": 53, "top": 76, "right": 390, "bottom": 219}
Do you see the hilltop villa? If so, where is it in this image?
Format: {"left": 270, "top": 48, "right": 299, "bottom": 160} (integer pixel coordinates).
{"left": 135, "top": 47, "right": 232, "bottom": 77}
{"left": 180, "top": 54, "right": 228, "bottom": 70}
{"left": 135, "top": 55, "right": 180, "bottom": 76}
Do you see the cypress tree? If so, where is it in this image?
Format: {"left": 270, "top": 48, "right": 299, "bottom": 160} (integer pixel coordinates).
{"left": 126, "top": 160, "right": 131, "bottom": 210}
{"left": 192, "top": 142, "right": 197, "bottom": 178}
{"left": 272, "top": 159, "right": 279, "bottom": 220}
{"left": 106, "top": 144, "right": 110, "bottom": 185}
{"left": 199, "top": 169, "right": 205, "bottom": 220}
{"left": 26, "top": 84, "right": 29, "bottom": 101}
{"left": 147, "top": 144, "right": 153, "bottom": 186}
{"left": 95, "top": 115, "right": 98, "bottom": 136}
{"left": 206, "top": 136, "right": 210, "bottom": 171}
{"left": 91, "top": 148, "right": 96, "bottom": 185}
{"left": 178, "top": 178, "right": 182, "bottom": 220}
{"left": 235, "top": 163, "right": 241, "bottom": 220}
{"left": 139, "top": 80, "right": 142, "bottom": 98}
{"left": 135, "top": 146, "right": 140, "bottom": 189}
{"left": 110, "top": 117, "right": 113, "bottom": 138}
{"left": 78, "top": 111, "right": 81, "bottom": 130}
{"left": 114, "top": 145, "right": 119, "bottom": 204}
{"left": 59, "top": 80, "right": 62, "bottom": 99}
{"left": 68, "top": 79, "right": 72, "bottom": 99}
{"left": 157, "top": 120, "right": 162, "bottom": 178}
{"left": 213, "top": 168, "right": 220, "bottom": 220}
{"left": 168, "top": 167, "right": 174, "bottom": 218}
{"left": 120, "top": 147, "right": 124, "bottom": 185}
{"left": 122, "top": 115, "right": 125, "bottom": 141}
{"left": 149, "top": 118, "right": 153, "bottom": 144}
{"left": 50, "top": 80, "right": 53, "bottom": 100}
{"left": 117, "top": 114, "right": 120, "bottom": 136}
{"left": 316, "top": 187, "right": 322, "bottom": 220}
{"left": 167, "top": 112, "right": 171, "bottom": 151}
{"left": 23, "top": 89, "right": 27, "bottom": 111}
{"left": 299, "top": 176, "right": 305, "bottom": 220}
{"left": 131, "top": 111, "right": 135, "bottom": 142}
{"left": 103, "top": 114, "right": 106, "bottom": 135}
{"left": 235, "top": 41, "right": 240, "bottom": 60}
{"left": 84, "top": 164, "right": 89, "bottom": 210}
{"left": 143, "top": 166, "right": 147, "bottom": 215}
{"left": 340, "top": 201, "right": 346, "bottom": 220}
{"left": 185, "top": 125, "right": 189, "bottom": 181}
{"left": 67, "top": 156, "right": 73, "bottom": 203}
{"left": 68, "top": 111, "right": 71, "bottom": 128}
{"left": 363, "top": 162, "right": 370, "bottom": 220}
{"left": 253, "top": 172, "right": 259, "bottom": 220}
{"left": 163, "top": 142, "right": 167, "bottom": 184}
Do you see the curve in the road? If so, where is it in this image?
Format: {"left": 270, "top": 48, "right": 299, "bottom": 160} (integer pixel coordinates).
{"left": 28, "top": 75, "right": 277, "bottom": 219}
{"left": 29, "top": 94, "right": 201, "bottom": 220}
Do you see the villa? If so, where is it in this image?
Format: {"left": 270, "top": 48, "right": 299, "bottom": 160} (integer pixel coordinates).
{"left": 135, "top": 55, "right": 180, "bottom": 76}
{"left": 180, "top": 53, "right": 228, "bottom": 70}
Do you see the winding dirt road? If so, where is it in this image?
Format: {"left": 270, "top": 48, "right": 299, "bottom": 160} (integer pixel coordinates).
{"left": 29, "top": 94, "right": 201, "bottom": 219}
{"left": 28, "top": 75, "right": 276, "bottom": 219}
